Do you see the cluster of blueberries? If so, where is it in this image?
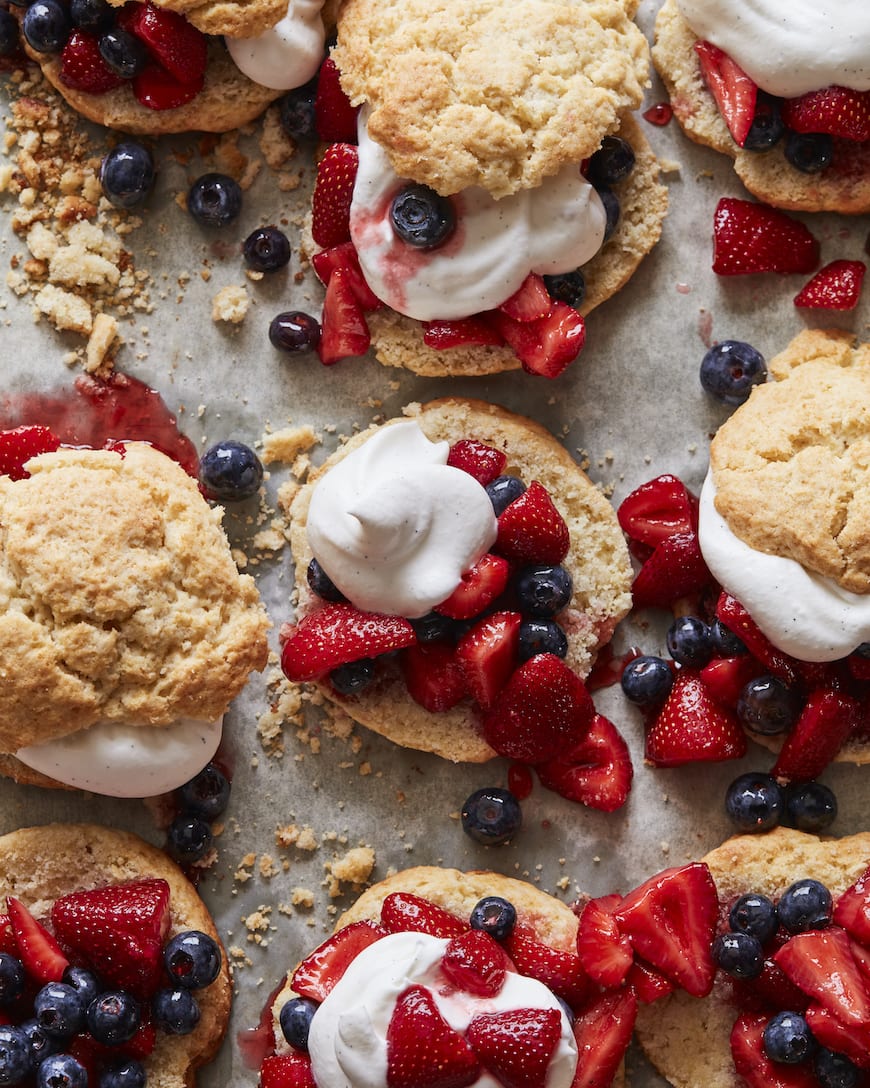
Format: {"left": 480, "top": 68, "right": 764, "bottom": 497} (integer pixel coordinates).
{"left": 165, "top": 761, "right": 232, "bottom": 866}
{"left": 1, "top": 0, "right": 124, "bottom": 68}
{"left": 740, "top": 92, "right": 841, "bottom": 174}
{"left": 0, "top": 930, "right": 221, "bottom": 1088}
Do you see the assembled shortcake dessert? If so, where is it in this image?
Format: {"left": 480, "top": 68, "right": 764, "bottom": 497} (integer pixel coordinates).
{"left": 653, "top": 0, "right": 870, "bottom": 213}
{"left": 304, "top": 0, "right": 668, "bottom": 376}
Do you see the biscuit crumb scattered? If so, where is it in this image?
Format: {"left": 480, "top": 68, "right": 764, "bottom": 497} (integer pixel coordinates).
{"left": 212, "top": 284, "right": 250, "bottom": 324}
{"left": 261, "top": 425, "right": 319, "bottom": 465}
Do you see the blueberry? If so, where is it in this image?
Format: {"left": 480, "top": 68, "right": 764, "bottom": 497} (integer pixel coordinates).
{"left": 517, "top": 620, "right": 567, "bottom": 662}
{"left": 515, "top": 564, "right": 573, "bottom": 618}
{"left": 306, "top": 558, "right": 346, "bottom": 603}
{"left": 586, "top": 136, "right": 635, "bottom": 187}
{"left": 666, "top": 616, "right": 713, "bottom": 668}
{"left": 710, "top": 618, "right": 747, "bottom": 657}
{"left": 178, "top": 763, "right": 230, "bottom": 820}
{"left": 596, "top": 187, "right": 620, "bottom": 241}
{"left": 19, "top": 1020, "right": 62, "bottom": 1063}
{"left": 163, "top": 932, "right": 221, "bottom": 992}
{"left": 711, "top": 931, "right": 764, "bottom": 979}
{"left": 725, "top": 772, "right": 784, "bottom": 833}
{"left": 62, "top": 967, "right": 101, "bottom": 1008}
{"left": 728, "top": 893, "right": 778, "bottom": 945}
{"left": 22, "top": 0, "right": 70, "bottom": 52}
{"left": 187, "top": 173, "right": 242, "bottom": 228}
{"left": 269, "top": 310, "right": 321, "bottom": 353}
{"left": 785, "top": 131, "right": 833, "bottom": 174}
{"left": 0, "top": 1025, "right": 33, "bottom": 1084}
{"left": 700, "top": 340, "right": 766, "bottom": 405}
{"left": 762, "top": 1010, "right": 815, "bottom": 1064}
{"left": 814, "top": 1047, "right": 861, "bottom": 1088}
{"left": 98, "top": 28, "right": 147, "bottom": 78}
{"left": 855, "top": 642, "right": 870, "bottom": 658}
{"left": 620, "top": 655, "right": 673, "bottom": 707}
{"left": 461, "top": 787, "right": 522, "bottom": 846}
{"left": 36, "top": 1053, "right": 87, "bottom": 1088}
{"left": 485, "top": 475, "right": 525, "bottom": 516}
{"left": 243, "top": 226, "right": 291, "bottom": 273}
{"left": 278, "top": 78, "right": 317, "bottom": 140}
{"left": 0, "top": 9, "right": 20, "bottom": 56}
{"left": 99, "top": 1059, "right": 147, "bottom": 1088}
{"left": 100, "top": 142, "right": 155, "bottom": 209}
{"left": 737, "top": 675, "right": 801, "bottom": 736}
{"left": 199, "top": 440, "right": 263, "bottom": 502}
{"left": 278, "top": 996, "right": 318, "bottom": 1051}
{"left": 469, "top": 896, "right": 517, "bottom": 941}
{"left": 70, "top": 0, "right": 114, "bottom": 31}
{"left": 785, "top": 781, "right": 837, "bottom": 833}
{"left": 390, "top": 184, "right": 455, "bottom": 249}
{"left": 410, "top": 612, "right": 457, "bottom": 644}
{"left": 329, "top": 658, "right": 376, "bottom": 695}
{"left": 542, "top": 270, "right": 585, "bottom": 309}
{"left": 0, "top": 953, "right": 24, "bottom": 1006}
{"left": 167, "top": 814, "right": 213, "bottom": 864}
{"left": 743, "top": 93, "right": 785, "bottom": 151}
{"left": 778, "top": 879, "right": 832, "bottom": 934}
{"left": 86, "top": 991, "right": 141, "bottom": 1046}
{"left": 152, "top": 988, "right": 200, "bottom": 1035}
{"left": 34, "top": 982, "right": 87, "bottom": 1038}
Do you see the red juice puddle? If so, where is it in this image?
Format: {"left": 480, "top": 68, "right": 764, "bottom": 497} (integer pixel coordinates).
{"left": 237, "top": 980, "right": 283, "bottom": 1070}
{"left": 643, "top": 102, "right": 673, "bottom": 126}
{"left": 587, "top": 645, "right": 642, "bottom": 692}
{"left": 507, "top": 763, "right": 534, "bottom": 800}
{"left": 0, "top": 372, "right": 198, "bottom": 477}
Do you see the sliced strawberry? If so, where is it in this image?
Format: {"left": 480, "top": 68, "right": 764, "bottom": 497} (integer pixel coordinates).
{"left": 380, "top": 893, "right": 467, "bottom": 939}
{"left": 467, "top": 1007, "right": 561, "bottom": 1088}
{"left": 489, "top": 302, "right": 585, "bottom": 378}
{"left": 434, "top": 553, "right": 510, "bottom": 621}
{"left": 782, "top": 86, "right": 870, "bottom": 142}
{"left": 626, "top": 957, "right": 675, "bottom": 1004}
{"left": 422, "top": 316, "right": 504, "bottom": 351}
{"left": 616, "top": 474, "right": 697, "bottom": 548}
{"left": 59, "top": 31, "right": 126, "bottom": 94}
{"left": 833, "top": 866, "right": 870, "bottom": 946}
{"left": 730, "top": 955, "right": 810, "bottom": 1014}
{"left": 50, "top": 879, "right": 169, "bottom": 998}
{"left": 311, "top": 242, "right": 382, "bottom": 310}
{"left": 699, "top": 654, "right": 763, "bottom": 708}
{"left": 481, "top": 654, "right": 595, "bottom": 763}
{"left": 730, "top": 1012, "right": 818, "bottom": 1088}
{"left": 132, "top": 63, "right": 203, "bottom": 110}
{"left": 312, "top": 143, "right": 359, "bottom": 250}
{"left": 386, "top": 984, "right": 480, "bottom": 1088}
{"left": 0, "top": 915, "right": 16, "bottom": 957}
{"left": 504, "top": 930, "right": 589, "bottom": 1010}
{"left": 281, "top": 603, "right": 415, "bottom": 681}
{"left": 260, "top": 1052, "right": 317, "bottom": 1088}
{"left": 771, "top": 688, "right": 861, "bottom": 782}
{"left": 124, "top": 2, "right": 206, "bottom": 84}
{"left": 715, "top": 593, "right": 800, "bottom": 685}
{"left": 441, "top": 930, "right": 511, "bottom": 997}
{"left": 7, "top": 898, "right": 69, "bottom": 985}
{"left": 120, "top": 1020, "right": 157, "bottom": 1060}
{"left": 631, "top": 531, "right": 712, "bottom": 611}
{"left": 804, "top": 1003, "right": 870, "bottom": 1070}
{"left": 314, "top": 57, "right": 360, "bottom": 143}
{"left": 495, "top": 481, "right": 569, "bottom": 565}
{"left": 0, "top": 425, "right": 61, "bottom": 481}
{"left": 446, "top": 440, "right": 507, "bottom": 486}
{"left": 694, "top": 40, "right": 757, "bottom": 146}
{"left": 645, "top": 669, "right": 747, "bottom": 767}
{"left": 712, "top": 197, "right": 820, "bottom": 276}
{"left": 794, "top": 259, "right": 866, "bottom": 311}
{"left": 317, "top": 267, "right": 371, "bottom": 365}
{"left": 774, "top": 926, "right": 870, "bottom": 1027}
{"left": 498, "top": 273, "right": 552, "bottom": 323}
{"left": 614, "top": 862, "right": 717, "bottom": 998}
{"left": 535, "top": 712, "right": 633, "bottom": 812}
{"left": 576, "top": 897, "right": 633, "bottom": 988}
{"left": 400, "top": 642, "right": 467, "bottom": 712}
{"left": 455, "top": 611, "right": 521, "bottom": 711}
{"left": 291, "top": 919, "right": 388, "bottom": 1003}
{"left": 570, "top": 989, "right": 638, "bottom": 1088}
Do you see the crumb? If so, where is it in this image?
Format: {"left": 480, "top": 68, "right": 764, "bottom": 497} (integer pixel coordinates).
{"left": 291, "top": 887, "right": 315, "bottom": 908}
{"left": 212, "top": 284, "right": 250, "bottom": 324}
{"left": 261, "top": 425, "right": 319, "bottom": 465}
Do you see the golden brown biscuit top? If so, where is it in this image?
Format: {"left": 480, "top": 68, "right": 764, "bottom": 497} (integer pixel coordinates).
{"left": 333, "top": 0, "right": 650, "bottom": 198}
{"left": 710, "top": 329, "right": 870, "bottom": 594}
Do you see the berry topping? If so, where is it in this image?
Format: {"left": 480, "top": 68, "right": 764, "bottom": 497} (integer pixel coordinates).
{"left": 270, "top": 311, "right": 322, "bottom": 354}
{"left": 730, "top": 1012, "right": 817, "bottom": 1088}
{"left": 455, "top": 611, "right": 521, "bottom": 711}
{"left": 785, "top": 782, "right": 838, "bottom": 833}
{"left": 163, "top": 931, "right": 221, "bottom": 990}
{"left": 441, "top": 930, "right": 510, "bottom": 997}
{"left": 166, "top": 814, "right": 213, "bottom": 864}
{"left": 281, "top": 603, "right": 416, "bottom": 682}
{"left": 132, "top": 62, "right": 202, "bottom": 110}
{"left": 401, "top": 643, "right": 466, "bottom": 712}
{"left": 498, "top": 273, "right": 552, "bottom": 323}
{"left": 730, "top": 893, "right": 779, "bottom": 945}
{"left": 0, "top": 953, "right": 24, "bottom": 1006}
{"left": 433, "top": 553, "right": 510, "bottom": 621}
{"left": 390, "top": 184, "right": 456, "bottom": 249}
{"left": 833, "top": 867, "right": 870, "bottom": 947}
{"left": 152, "top": 988, "right": 200, "bottom": 1035}
{"left": 535, "top": 712, "right": 633, "bottom": 813}
{"left": 380, "top": 893, "right": 466, "bottom": 939}
{"left": 0, "top": 1025, "right": 32, "bottom": 1085}
{"left": 313, "top": 56, "right": 359, "bottom": 143}
{"left": 781, "top": 86, "right": 870, "bottom": 142}
{"left": 7, "top": 899, "right": 69, "bottom": 986}
{"left": 514, "top": 564, "right": 572, "bottom": 618}
{"left": 87, "top": 991, "right": 141, "bottom": 1045}
{"left": 794, "top": 260, "right": 866, "bottom": 311}
{"left": 187, "top": 173, "right": 242, "bottom": 228}
{"left": 98, "top": 28, "right": 148, "bottom": 78}
{"left": 617, "top": 473, "right": 697, "bottom": 547}
{"left": 279, "top": 77, "right": 317, "bottom": 141}
{"left": 199, "top": 440, "right": 263, "bottom": 502}
{"left": 291, "top": 920, "right": 388, "bottom": 1003}
{"left": 490, "top": 301, "right": 586, "bottom": 379}
{"left": 446, "top": 440, "right": 507, "bottom": 487}
{"left": 542, "top": 270, "right": 585, "bottom": 309}
{"left": 700, "top": 339, "right": 767, "bottom": 405}
{"left": 485, "top": 475, "right": 526, "bottom": 517}
{"left": 784, "top": 131, "right": 833, "bottom": 174}
{"left": 630, "top": 531, "right": 711, "bottom": 610}
{"left": 737, "top": 675, "right": 802, "bottom": 736}
{"left": 311, "top": 143, "right": 359, "bottom": 249}
{"left": 570, "top": 989, "right": 637, "bottom": 1088}
{"left": 317, "top": 266, "right": 371, "bottom": 365}
{"left": 772, "top": 690, "right": 861, "bottom": 783}
{"left": 34, "top": 980, "right": 88, "bottom": 1038}
{"left": 100, "top": 142, "right": 155, "bottom": 209}
{"left": 586, "top": 135, "right": 636, "bottom": 186}
{"left": 725, "top": 772, "right": 785, "bottom": 833}
{"left": 387, "top": 987, "right": 481, "bottom": 1088}
{"left": 466, "top": 1007, "right": 562, "bottom": 1088}
{"left": 23, "top": 0, "right": 70, "bottom": 53}
{"left": 311, "top": 241, "right": 382, "bottom": 310}
{"left": 576, "top": 897, "right": 632, "bottom": 988}
{"left": 120, "top": 1, "right": 205, "bottom": 86}
{"left": 306, "top": 558, "right": 345, "bottom": 603}
{"left": 777, "top": 880, "right": 833, "bottom": 935}
{"left": 503, "top": 930, "right": 589, "bottom": 1009}
{"left": 495, "top": 481, "right": 569, "bottom": 565}
{"left": 621, "top": 655, "right": 673, "bottom": 706}
{"left": 469, "top": 897, "right": 517, "bottom": 942}
{"left": 775, "top": 927, "right": 870, "bottom": 1024}
{"left": 422, "top": 316, "right": 504, "bottom": 351}
{"left": 330, "top": 657, "right": 377, "bottom": 696}
{"left": 694, "top": 40, "right": 757, "bottom": 147}
{"left": 517, "top": 618, "right": 567, "bottom": 662}
{"left": 177, "top": 763, "right": 230, "bottom": 820}
{"left": 0, "top": 425, "right": 61, "bottom": 481}
{"left": 743, "top": 92, "right": 785, "bottom": 151}
{"left": 763, "top": 1010, "right": 816, "bottom": 1065}
{"left": 260, "top": 1052, "right": 317, "bottom": 1088}
{"left": 645, "top": 670, "right": 747, "bottom": 767}
{"left": 666, "top": 616, "right": 714, "bottom": 668}
{"left": 712, "top": 932, "right": 764, "bottom": 980}
{"left": 279, "top": 996, "right": 318, "bottom": 1052}
{"left": 243, "top": 227, "right": 291, "bottom": 273}
{"left": 712, "top": 197, "right": 820, "bottom": 276}
{"left": 460, "top": 788, "right": 522, "bottom": 847}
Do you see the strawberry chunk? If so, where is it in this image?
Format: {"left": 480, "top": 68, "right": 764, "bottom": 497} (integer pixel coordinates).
{"left": 645, "top": 669, "right": 747, "bottom": 767}
{"left": 317, "top": 267, "right": 371, "bottom": 365}
{"left": 291, "top": 919, "right": 388, "bottom": 1003}
{"left": 441, "top": 930, "right": 511, "bottom": 998}
{"left": 730, "top": 1012, "right": 818, "bottom": 1088}
{"left": 59, "top": 31, "right": 126, "bottom": 94}
{"left": 804, "top": 1003, "right": 870, "bottom": 1070}
{"left": 0, "top": 425, "right": 61, "bottom": 480}
{"left": 434, "top": 553, "right": 510, "bottom": 621}
{"left": 386, "top": 984, "right": 480, "bottom": 1088}
{"left": 311, "top": 242, "right": 382, "bottom": 311}
{"left": 576, "top": 897, "right": 633, "bottom": 988}
{"left": 125, "top": 2, "right": 206, "bottom": 84}
{"left": 625, "top": 958, "right": 674, "bottom": 1004}
{"left": 712, "top": 197, "right": 820, "bottom": 276}
{"left": 570, "top": 989, "right": 638, "bottom": 1088}
{"left": 631, "top": 531, "right": 712, "bottom": 610}
{"left": 0, "top": 915, "right": 16, "bottom": 957}
{"left": 614, "top": 862, "right": 717, "bottom": 998}
{"left": 481, "top": 654, "right": 595, "bottom": 763}
{"left": 498, "top": 273, "right": 552, "bottom": 323}
{"left": 489, "top": 302, "right": 585, "bottom": 378}
{"left": 772, "top": 688, "right": 861, "bottom": 782}
{"left": 314, "top": 57, "right": 360, "bottom": 143}
{"left": 380, "top": 893, "right": 467, "bottom": 939}
{"left": 694, "top": 40, "right": 758, "bottom": 147}
{"left": 455, "top": 611, "right": 521, "bottom": 711}
{"left": 833, "top": 866, "right": 870, "bottom": 946}
{"left": 260, "top": 1052, "right": 317, "bottom": 1088}
{"left": 280, "top": 603, "right": 416, "bottom": 682}
{"left": 446, "top": 440, "right": 507, "bottom": 486}
{"left": 466, "top": 1007, "right": 562, "bottom": 1088}
{"left": 535, "top": 712, "right": 633, "bottom": 812}
{"left": 504, "top": 930, "right": 589, "bottom": 1010}
{"left": 699, "top": 654, "right": 763, "bottom": 708}
{"left": 7, "top": 898, "right": 69, "bottom": 985}
{"left": 496, "top": 481, "right": 570, "bottom": 565}
{"left": 782, "top": 86, "right": 870, "bottom": 142}
{"left": 422, "top": 316, "right": 504, "bottom": 350}
{"left": 774, "top": 926, "right": 870, "bottom": 1027}
{"left": 312, "top": 143, "right": 359, "bottom": 250}
{"left": 616, "top": 474, "right": 697, "bottom": 548}
{"left": 794, "top": 259, "right": 866, "bottom": 311}
{"left": 401, "top": 642, "right": 467, "bottom": 712}
{"left": 132, "top": 64, "right": 202, "bottom": 110}
{"left": 715, "top": 592, "right": 800, "bottom": 685}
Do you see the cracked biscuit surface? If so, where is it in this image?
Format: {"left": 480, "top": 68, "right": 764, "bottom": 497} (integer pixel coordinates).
{"left": 710, "top": 329, "right": 870, "bottom": 594}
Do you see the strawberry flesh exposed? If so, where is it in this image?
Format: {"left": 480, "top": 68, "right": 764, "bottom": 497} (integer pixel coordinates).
{"left": 133, "top": 64, "right": 202, "bottom": 110}
{"left": 317, "top": 267, "right": 372, "bottom": 365}
{"left": 311, "top": 242, "right": 382, "bottom": 310}
{"left": 281, "top": 603, "right": 415, "bottom": 682}
{"left": 715, "top": 592, "right": 800, "bottom": 685}
{"left": 422, "top": 317, "right": 504, "bottom": 351}
{"left": 833, "top": 866, "right": 870, "bottom": 946}
{"left": 694, "top": 40, "right": 758, "bottom": 147}
{"left": 7, "top": 898, "right": 69, "bottom": 985}
{"left": 496, "top": 481, "right": 570, "bottom": 565}
{"left": 446, "top": 440, "right": 507, "bottom": 486}
{"left": 401, "top": 642, "right": 467, "bottom": 712}
{"left": 498, "top": 273, "right": 552, "bottom": 323}
{"left": 0, "top": 425, "right": 61, "bottom": 481}
{"left": 771, "top": 688, "right": 860, "bottom": 782}
{"left": 794, "top": 259, "right": 866, "bottom": 311}
{"left": 434, "top": 553, "right": 510, "bottom": 620}
{"left": 455, "top": 611, "right": 521, "bottom": 710}
{"left": 312, "top": 143, "right": 359, "bottom": 249}
{"left": 535, "top": 712, "right": 633, "bottom": 812}
{"left": 699, "top": 654, "right": 763, "bottom": 708}
{"left": 804, "top": 1002, "right": 870, "bottom": 1070}
{"left": 712, "top": 197, "right": 820, "bottom": 276}
{"left": 504, "top": 929, "right": 589, "bottom": 1010}
{"left": 466, "top": 1007, "right": 561, "bottom": 1088}
{"left": 645, "top": 669, "right": 747, "bottom": 767}
{"left": 576, "top": 897, "right": 633, "bottom": 988}
{"left": 490, "top": 302, "right": 585, "bottom": 378}
{"left": 631, "top": 531, "right": 712, "bottom": 610}
{"left": 123, "top": 2, "right": 206, "bottom": 84}
{"left": 774, "top": 926, "right": 870, "bottom": 1027}
{"left": 617, "top": 474, "right": 697, "bottom": 548}
{"left": 380, "top": 893, "right": 467, "bottom": 939}
{"left": 730, "top": 1012, "right": 818, "bottom": 1088}
{"left": 570, "top": 989, "right": 638, "bottom": 1088}
{"left": 386, "top": 984, "right": 480, "bottom": 1088}
{"left": 441, "top": 930, "right": 511, "bottom": 998}
{"left": 314, "top": 57, "right": 360, "bottom": 143}
{"left": 291, "top": 919, "right": 388, "bottom": 1003}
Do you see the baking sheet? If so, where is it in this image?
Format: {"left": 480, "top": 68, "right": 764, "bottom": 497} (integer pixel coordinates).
{"left": 1, "top": 1, "right": 870, "bottom": 1083}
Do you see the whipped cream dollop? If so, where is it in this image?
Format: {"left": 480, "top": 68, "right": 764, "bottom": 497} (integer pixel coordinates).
{"left": 698, "top": 470, "right": 870, "bottom": 661}
{"left": 15, "top": 716, "right": 223, "bottom": 797}
{"left": 307, "top": 931, "right": 578, "bottom": 1088}
{"left": 307, "top": 422, "right": 497, "bottom": 618}
{"left": 676, "top": 0, "right": 870, "bottom": 98}
{"left": 226, "top": 0, "right": 325, "bottom": 91}
{"left": 349, "top": 114, "right": 607, "bottom": 322}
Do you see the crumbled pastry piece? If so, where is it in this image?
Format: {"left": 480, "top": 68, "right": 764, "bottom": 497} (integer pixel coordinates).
{"left": 212, "top": 284, "right": 250, "bottom": 324}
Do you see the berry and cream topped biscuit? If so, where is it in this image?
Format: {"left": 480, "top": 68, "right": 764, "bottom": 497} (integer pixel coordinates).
{"left": 653, "top": 0, "right": 870, "bottom": 213}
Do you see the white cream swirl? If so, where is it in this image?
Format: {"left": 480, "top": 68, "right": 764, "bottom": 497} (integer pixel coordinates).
{"left": 677, "top": 0, "right": 870, "bottom": 98}
{"left": 349, "top": 114, "right": 607, "bottom": 322}
{"left": 226, "top": 0, "right": 325, "bottom": 92}
{"left": 307, "top": 931, "right": 578, "bottom": 1088}
{"left": 698, "top": 470, "right": 870, "bottom": 661}
{"left": 306, "top": 422, "right": 497, "bottom": 618}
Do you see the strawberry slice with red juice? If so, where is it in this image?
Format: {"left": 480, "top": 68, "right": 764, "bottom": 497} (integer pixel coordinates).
{"left": 59, "top": 31, "right": 126, "bottom": 94}
{"left": 771, "top": 688, "right": 861, "bottom": 782}
{"left": 535, "top": 712, "right": 633, "bottom": 812}
{"left": 401, "top": 642, "right": 467, "bottom": 712}
{"left": 617, "top": 473, "right": 698, "bottom": 548}
{"left": 504, "top": 929, "right": 590, "bottom": 1011}
{"left": 316, "top": 267, "right": 371, "bottom": 365}
{"left": 575, "top": 896, "right": 633, "bottom": 988}
{"left": 441, "top": 930, "right": 511, "bottom": 998}
{"left": 455, "top": 611, "right": 521, "bottom": 711}
{"left": 495, "top": 481, "right": 570, "bottom": 565}
{"left": 280, "top": 602, "right": 415, "bottom": 682}
{"left": 433, "top": 553, "right": 510, "bottom": 620}
{"left": 489, "top": 301, "right": 585, "bottom": 378}
{"left": 291, "top": 919, "right": 388, "bottom": 1003}
{"left": 498, "top": 273, "right": 552, "bottom": 323}
{"left": 694, "top": 40, "right": 758, "bottom": 147}
{"left": 774, "top": 926, "right": 870, "bottom": 1027}
{"left": 0, "top": 425, "right": 61, "bottom": 480}
{"left": 7, "top": 898, "right": 69, "bottom": 985}
{"left": 730, "top": 1012, "right": 818, "bottom": 1088}
{"left": 570, "top": 988, "right": 638, "bottom": 1088}
{"left": 782, "top": 86, "right": 870, "bottom": 142}
{"left": 119, "top": 2, "right": 206, "bottom": 85}
{"left": 386, "top": 984, "right": 481, "bottom": 1088}
{"left": 314, "top": 57, "right": 360, "bottom": 144}
{"left": 630, "top": 530, "right": 713, "bottom": 610}
{"left": 311, "top": 242, "right": 382, "bottom": 311}
{"left": 423, "top": 316, "right": 505, "bottom": 350}
{"left": 379, "top": 892, "right": 467, "bottom": 939}
{"left": 446, "top": 439, "right": 507, "bottom": 486}
{"left": 833, "top": 865, "right": 870, "bottom": 946}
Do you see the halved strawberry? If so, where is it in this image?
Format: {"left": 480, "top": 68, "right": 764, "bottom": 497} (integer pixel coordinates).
{"left": 0, "top": 425, "right": 61, "bottom": 481}
{"left": 694, "top": 40, "right": 758, "bottom": 147}
{"left": 616, "top": 474, "right": 697, "bottom": 548}
{"left": 645, "top": 669, "right": 747, "bottom": 766}
{"left": 535, "top": 712, "right": 633, "bottom": 812}
{"left": 314, "top": 57, "right": 360, "bottom": 143}
{"left": 774, "top": 926, "right": 870, "bottom": 1026}
{"left": 59, "top": 31, "right": 126, "bottom": 94}
{"left": 715, "top": 593, "right": 800, "bottom": 685}
{"left": 386, "top": 984, "right": 480, "bottom": 1088}
{"left": 422, "top": 316, "right": 504, "bottom": 351}
{"left": 291, "top": 919, "right": 388, "bottom": 1003}
{"left": 771, "top": 688, "right": 861, "bottom": 782}
{"left": 570, "top": 989, "right": 638, "bottom": 1088}
{"left": 699, "top": 654, "right": 763, "bottom": 708}
{"left": 833, "top": 866, "right": 870, "bottom": 946}
{"left": 481, "top": 654, "right": 595, "bottom": 763}
{"left": 446, "top": 440, "right": 507, "bottom": 486}
{"left": 794, "top": 259, "right": 866, "bottom": 311}
{"left": 631, "top": 531, "right": 712, "bottom": 611}
{"left": 311, "top": 242, "right": 382, "bottom": 310}
{"left": 614, "top": 862, "right": 717, "bottom": 997}
{"left": 504, "top": 929, "right": 589, "bottom": 1010}
{"left": 466, "top": 1007, "right": 561, "bottom": 1088}
{"left": 730, "top": 955, "right": 810, "bottom": 1014}
{"left": 401, "top": 642, "right": 467, "bottom": 712}
{"left": 441, "top": 930, "right": 511, "bottom": 997}
{"left": 132, "top": 64, "right": 202, "bottom": 110}
{"left": 434, "top": 553, "right": 510, "bottom": 620}
{"left": 7, "top": 898, "right": 69, "bottom": 985}
{"left": 804, "top": 1002, "right": 870, "bottom": 1070}
{"left": 317, "top": 267, "right": 372, "bottom": 365}
{"left": 312, "top": 143, "right": 359, "bottom": 249}
{"left": 782, "top": 86, "right": 870, "bottom": 142}
{"left": 712, "top": 197, "right": 820, "bottom": 276}
{"left": 730, "top": 1012, "right": 818, "bottom": 1088}
{"left": 576, "top": 897, "right": 633, "bottom": 988}
{"left": 626, "top": 957, "right": 674, "bottom": 1004}
{"left": 124, "top": 2, "right": 206, "bottom": 85}
{"left": 455, "top": 611, "right": 521, "bottom": 711}
{"left": 379, "top": 893, "right": 467, "bottom": 939}
{"left": 495, "top": 481, "right": 570, "bottom": 565}
{"left": 280, "top": 603, "right": 415, "bottom": 682}
{"left": 260, "top": 1051, "right": 317, "bottom": 1088}
{"left": 0, "top": 915, "right": 16, "bottom": 957}
{"left": 489, "top": 302, "right": 585, "bottom": 378}
{"left": 498, "top": 273, "right": 552, "bottom": 323}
